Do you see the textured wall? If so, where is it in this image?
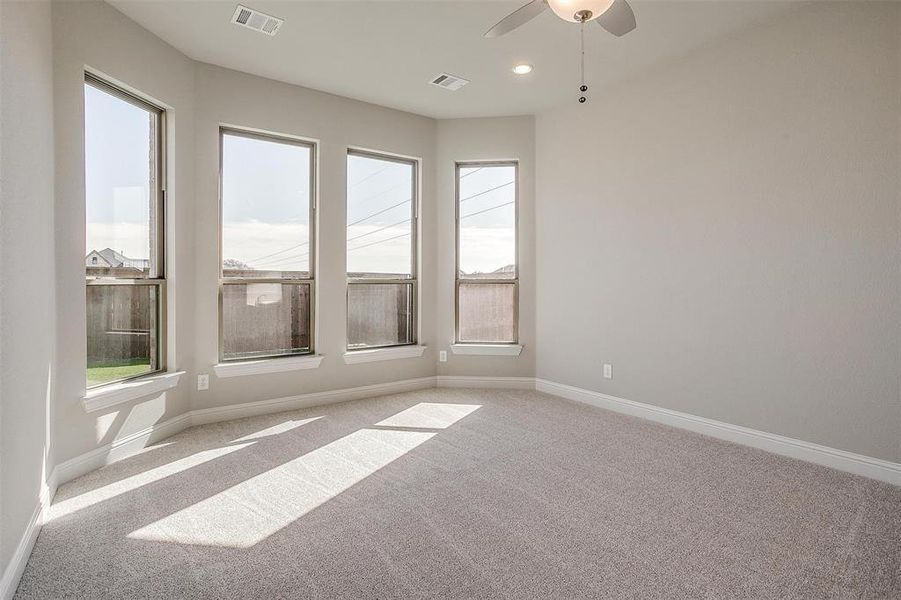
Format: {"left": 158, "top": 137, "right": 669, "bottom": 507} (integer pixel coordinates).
{"left": 0, "top": 0, "right": 55, "bottom": 584}
{"left": 536, "top": 2, "right": 901, "bottom": 461}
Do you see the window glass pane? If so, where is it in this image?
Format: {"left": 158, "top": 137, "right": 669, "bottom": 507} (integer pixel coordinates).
{"left": 458, "top": 282, "right": 516, "bottom": 343}
{"left": 458, "top": 165, "right": 516, "bottom": 279}
{"left": 222, "top": 283, "right": 311, "bottom": 360}
{"left": 347, "top": 154, "right": 414, "bottom": 278}
{"left": 347, "top": 283, "right": 413, "bottom": 349}
{"left": 84, "top": 82, "right": 158, "bottom": 278}
{"left": 221, "top": 132, "right": 312, "bottom": 278}
{"left": 87, "top": 284, "right": 159, "bottom": 387}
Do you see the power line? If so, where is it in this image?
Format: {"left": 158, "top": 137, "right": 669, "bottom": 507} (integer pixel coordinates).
{"left": 460, "top": 200, "right": 514, "bottom": 220}
{"left": 460, "top": 167, "right": 483, "bottom": 179}
{"left": 347, "top": 218, "right": 410, "bottom": 243}
{"left": 459, "top": 181, "right": 513, "bottom": 204}
{"left": 349, "top": 180, "right": 409, "bottom": 210}
{"left": 239, "top": 181, "right": 411, "bottom": 266}
{"left": 252, "top": 250, "right": 309, "bottom": 268}
{"left": 255, "top": 199, "right": 506, "bottom": 266}
{"left": 348, "top": 165, "right": 391, "bottom": 189}
{"left": 255, "top": 226, "right": 412, "bottom": 268}
{"left": 245, "top": 240, "right": 309, "bottom": 264}
{"left": 253, "top": 259, "right": 307, "bottom": 270}
{"left": 347, "top": 231, "right": 410, "bottom": 253}
{"left": 347, "top": 197, "right": 410, "bottom": 227}
{"left": 245, "top": 196, "right": 408, "bottom": 266}
{"left": 258, "top": 218, "right": 411, "bottom": 267}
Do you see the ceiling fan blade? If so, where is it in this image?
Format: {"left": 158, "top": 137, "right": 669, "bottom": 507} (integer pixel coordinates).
{"left": 484, "top": 0, "right": 548, "bottom": 38}
{"left": 596, "top": 0, "right": 637, "bottom": 37}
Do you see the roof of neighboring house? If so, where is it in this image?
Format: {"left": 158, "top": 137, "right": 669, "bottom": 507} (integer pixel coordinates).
{"left": 86, "top": 250, "right": 115, "bottom": 267}
{"left": 87, "top": 248, "right": 150, "bottom": 269}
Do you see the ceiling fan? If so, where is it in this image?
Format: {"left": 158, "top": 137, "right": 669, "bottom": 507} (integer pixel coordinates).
{"left": 485, "top": 0, "right": 637, "bottom": 38}
{"left": 484, "top": 0, "right": 637, "bottom": 104}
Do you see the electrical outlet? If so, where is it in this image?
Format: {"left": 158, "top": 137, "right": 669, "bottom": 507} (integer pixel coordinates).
{"left": 603, "top": 364, "right": 613, "bottom": 379}
{"left": 439, "top": 351, "right": 447, "bottom": 363}
{"left": 197, "top": 374, "right": 209, "bottom": 391}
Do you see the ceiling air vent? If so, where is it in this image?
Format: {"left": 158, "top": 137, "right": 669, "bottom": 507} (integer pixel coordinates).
{"left": 231, "top": 4, "right": 283, "bottom": 36}
{"left": 429, "top": 73, "right": 470, "bottom": 91}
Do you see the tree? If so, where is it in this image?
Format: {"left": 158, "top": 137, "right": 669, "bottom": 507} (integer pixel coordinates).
{"left": 223, "top": 258, "right": 251, "bottom": 270}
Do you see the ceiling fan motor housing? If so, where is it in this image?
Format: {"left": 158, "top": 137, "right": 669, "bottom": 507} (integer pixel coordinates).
{"left": 547, "top": 0, "right": 616, "bottom": 23}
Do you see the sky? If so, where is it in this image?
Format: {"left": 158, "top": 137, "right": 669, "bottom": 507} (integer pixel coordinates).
{"left": 84, "top": 83, "right": 154, "bottom": 264}
{"left": 86, "top": 83, "right": 516, "bottom": 278}
{"left": 346, "top": 154, "right": 413, "bottom": 276}
{"left": 458, "top": 165, "right": 516, "bottom": 276}
{"left": 221, "top": 132, "right": 311, "bottom": 274}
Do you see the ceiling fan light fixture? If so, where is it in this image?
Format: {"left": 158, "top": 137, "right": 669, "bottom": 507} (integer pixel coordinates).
{"left": 547, "top": 0, "right": 616, "bottom": 23}
{"left": 512, "top": 63, "right": 533, "bottom": 75}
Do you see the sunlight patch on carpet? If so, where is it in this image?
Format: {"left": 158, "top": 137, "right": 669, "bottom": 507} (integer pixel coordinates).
{"left": 375, "top": 402, "right": 481, "bottom": 429}
{"left": 232, "top": 416, "right": 322, "bottom": 442}
{"left": 52, "top": 443, "right": 255, "bottom": 520}
{"left": 127, "top": 428, "right": 435, "bottom": 548}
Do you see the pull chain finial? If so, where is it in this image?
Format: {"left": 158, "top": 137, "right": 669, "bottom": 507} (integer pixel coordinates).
{"left": 578, "top": 22, "right": 588, "bottom": 103}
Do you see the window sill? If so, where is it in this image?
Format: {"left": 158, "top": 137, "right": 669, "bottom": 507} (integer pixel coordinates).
{"left": 343, "top": 345, "right": 427, "bottom": 364}
{"left": 450, "top": 344, "right": 523, "bottom": 357}
{"left": 214, "top": 354, "right": 324, "bottom": 379}
{"left": 82, "top": 370, "right": 185, "bottom": 413}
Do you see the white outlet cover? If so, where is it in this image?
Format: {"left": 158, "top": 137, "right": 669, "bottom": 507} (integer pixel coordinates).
{"left": 603, "top": 364, "right": 612, "bottom": 379}
{"left": 197, "top": 374, "right": 210, "bottom": 391}
{"left": 439, "top": 351, "right": 448, "bottom": 363}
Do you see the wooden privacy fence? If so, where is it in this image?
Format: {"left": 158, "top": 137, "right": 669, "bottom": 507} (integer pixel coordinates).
{"left": 86, "top": 285, "right": 154, "bottom": 365}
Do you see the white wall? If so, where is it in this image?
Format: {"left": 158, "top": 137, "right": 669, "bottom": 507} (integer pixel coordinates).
{"left": 436, "top": 117, "right": 536, "bottom": 378}
{"left": 0, "top": 0, "right": 55, "bottom": 589}
{"left": 536, "top": 1, "right": 901, "bottom": 462}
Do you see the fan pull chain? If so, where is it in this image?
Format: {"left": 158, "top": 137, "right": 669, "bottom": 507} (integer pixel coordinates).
{"left": 578, "top": 22, "right": 588, "bottom": 104}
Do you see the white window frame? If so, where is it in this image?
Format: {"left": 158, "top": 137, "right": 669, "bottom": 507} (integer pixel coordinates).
{"left": 218, "top": 127, "right": 317, "bottom": 363}
{"left": 345, "top": 148, "right": 420, "bottom": 352}
{"left": 454, "top": 160, "right": 520, "bottom": 345}
{"left": 84, "top": 73, "right": 167, "bottom": 389}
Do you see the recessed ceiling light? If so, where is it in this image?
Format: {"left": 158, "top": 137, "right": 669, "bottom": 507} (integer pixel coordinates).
{"left": 512, "top": 64, "right": 533, "bottom": 75}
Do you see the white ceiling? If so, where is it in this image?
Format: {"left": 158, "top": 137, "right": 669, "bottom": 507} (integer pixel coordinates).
{"left": 109, "top": 0, "right": 798, "bottom": 119}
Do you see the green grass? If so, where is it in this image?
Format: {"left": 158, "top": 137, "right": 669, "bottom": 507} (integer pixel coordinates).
{"left": 87, "top": 359, "right": 152, "bottom": 388}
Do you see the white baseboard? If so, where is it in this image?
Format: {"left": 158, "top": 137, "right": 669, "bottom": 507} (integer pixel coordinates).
{"left": 54, "top": 412, "right": 194, "bottom": 485}
{"left": 436, "top": 375, "right": 535, "bottom": 389}
{"left": 535, "top": 378, "right": 901, "bottom": 486}
{"left": 0, "top": 481, "right": 53, "bottom": 600}
{"left": 51, "top": 375, "right": 901, "bottom": 494}
{"left": 53, "top": 376, "right": 437, "bottom": 488}
{"left": 189, "top": 376, "right": 436, "bottom": 426}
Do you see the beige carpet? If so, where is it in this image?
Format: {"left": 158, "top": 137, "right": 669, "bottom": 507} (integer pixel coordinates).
{"left": 15, "top": 388, "right": 901, "bottom": 599}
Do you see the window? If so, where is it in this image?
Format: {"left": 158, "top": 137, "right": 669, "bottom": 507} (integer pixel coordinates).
{"left": 220, "top": 129, "right": 315, "bottom": 361}
{"left": 84, "top": 75, "right": 165, "bottom": 388}
{"left": 455, "top": 162, "right": 518, "bottom": 343}
{"left": 346, "top": 150, "right": 418, "bottom": 350}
